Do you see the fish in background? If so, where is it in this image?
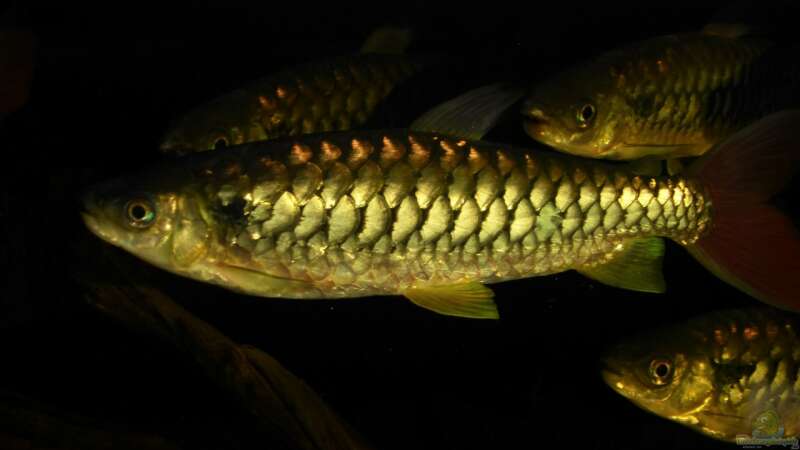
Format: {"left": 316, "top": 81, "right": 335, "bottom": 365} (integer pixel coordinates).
{"left": 0, "top": 6, "right": 34, "bottom": 119}
{"left": 602, "top": 308, "right": 800, "bottom": 443}
{"left": 80, "top": 87, "right": 800, "bottom": 319}
{"left": 159, "top": 27, "right": 425, "bottom": 155}
{"left": 520, "top": 25, "right": 800, "bottom": 161}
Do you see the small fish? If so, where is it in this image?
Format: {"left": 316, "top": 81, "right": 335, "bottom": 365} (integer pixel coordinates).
{"left": 602, "top": 308, "right": 800, "bottom": 442}
{"left": 521, "top": 31, "right": 799, "bottom": 160}
{"left": 160, "top": 53, "right": 424, "bottom": 155}
{"left": 81, "top": 107, "right": 800, "bottom": 319}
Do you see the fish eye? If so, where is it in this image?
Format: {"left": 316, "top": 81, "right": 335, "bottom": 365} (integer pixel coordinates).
{"left": 576, "top": 103, "right": 596, "bottom": 127}
{"left": 125, "top": 199, "right": 156, "bottom": 228}
{"left": 648, "top": 358, "right": 673, "bottom": 386}
{"left": 213, "top": 137, "right": 228, "bottom": 150}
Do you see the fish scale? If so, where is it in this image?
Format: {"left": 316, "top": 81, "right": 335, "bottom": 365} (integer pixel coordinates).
{"left": 616, "top": 35, "right": 776, "bottom": 150}
{"left": 160, "top": 55, "right": 423, "bottom": 154}
{"left": 624, "top": 39, "right": 765, "bottom": 143}
{"left": 186, "top": 130, "right": 711, "bottom": 298}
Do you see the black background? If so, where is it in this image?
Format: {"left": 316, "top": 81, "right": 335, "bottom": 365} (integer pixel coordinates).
{"left": 2, "top": 1, "right": 798, "bottom": 449}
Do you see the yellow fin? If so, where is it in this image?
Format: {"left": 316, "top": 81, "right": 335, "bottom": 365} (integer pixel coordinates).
{"left": 578, "top": 237, "right": 666, "bottom": 293}
{"left": 214, "top": 263, "right": 318, "bottom": 298}
{"left": 403, "top": 282, "right": 499, "bottom": 319}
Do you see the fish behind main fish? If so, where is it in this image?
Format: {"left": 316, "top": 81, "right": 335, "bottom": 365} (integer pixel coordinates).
{"left": 602, "top": 308, "right": 800, "bottom": 443}
{"left": 81, "top": 108, "right": 800, "bottom": 319}
{"left": 160, "top": 50, "right": 424, "bottom": 155}
{"left": 521, "top": 30, "right": 799, "bottom": 160}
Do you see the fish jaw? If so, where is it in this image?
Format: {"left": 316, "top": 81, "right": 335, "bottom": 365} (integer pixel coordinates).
{"left": 521, "top": 109, "right": 570, "bottom": 148}
{"left": 601, "top": 356, "right": 643, "bottom": 402}
{"left": 521, "top": 107, "right": 617, "bottom": 159}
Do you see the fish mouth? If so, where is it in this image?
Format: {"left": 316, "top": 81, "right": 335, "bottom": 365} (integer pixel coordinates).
{"left": 80, "top": 207, "right": 109, "bottom": 242}
{"left": 523, "top": 117, "right": 548, "bottom": 140}
{"left": 521, "top": 107, "right": 552, "bottom": 141}
{"left": 159, "top": 141, "right": 191, "bottom": 156}
{"left": 600, "top": 358, "right": 627, "bottom": 393}
{"left": 80, "top": 191, "right": 116, "bottom": 244}
{"left": 521, "top": 106, "right": 548, "bottom": 124}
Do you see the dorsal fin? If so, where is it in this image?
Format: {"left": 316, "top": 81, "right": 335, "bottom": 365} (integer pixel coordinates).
{"left": 410, "top": 83, "right": 526, "bottom": 140}
{"left": 360, "top": 26, "right": 414, "bottom": 55}
{"left": 702, "top": 23, "right": 752, "bottom": 39}
{"left": 703, "top": 0, "right": 800, "bottom": 39}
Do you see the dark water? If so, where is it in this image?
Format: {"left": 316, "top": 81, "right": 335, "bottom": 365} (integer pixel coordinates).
{"left": 2, "top": 2, "right": 799, "bottom": 449}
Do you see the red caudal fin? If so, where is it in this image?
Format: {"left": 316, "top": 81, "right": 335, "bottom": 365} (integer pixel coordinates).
{"left": 687, "top": 110, "right": 800, "bottom": 311}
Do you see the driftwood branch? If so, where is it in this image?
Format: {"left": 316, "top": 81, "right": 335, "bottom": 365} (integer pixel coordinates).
{"left": 0, "top": 391, "right": 182, "bottom": 450}
{"left": 75, "top": 239, "right": 372, "bottom": 450}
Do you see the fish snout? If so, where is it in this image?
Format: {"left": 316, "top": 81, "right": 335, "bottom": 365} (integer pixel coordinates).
{"left": 521, "top": 100, "right": 549, "bottom": 123}
{"left": 79, "top": 188, "right": 103, "bottom": 234}
{"left": 521, "top": 103, "right": 553, "bottom": 139}
{"left": 159, "top": 139, "right": 191, "bottom": 156}
{"left": 523, "top": 117, "right": 550, "bottom": 142}
{"left": 600, "top": 355, "right": 627, "bottom": 389}
{"left": 79, "top": 188, "right": 97, "bottom": 215}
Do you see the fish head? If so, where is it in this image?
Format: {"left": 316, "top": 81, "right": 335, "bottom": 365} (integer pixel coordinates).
{"left": 81, "top": 168, "right": 212, "bottom": 272}
{"left": 160, "top": 92, "right": 260, "bottom": 155}
{"left": 602, "top": 328, "right": 716, "bottom": 427}
{"left": 522, "top": 63, "right": 632, "bottom": 160}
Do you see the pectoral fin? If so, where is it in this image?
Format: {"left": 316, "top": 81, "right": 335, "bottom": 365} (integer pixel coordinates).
{"left": 578, "top": 237, "right": 666, "bottom": 293}
{"left": 403, "top": 281, "right": 499, "bottom": 319}
{"left": 214, "top": 263, "right": 319, "bottom": 298}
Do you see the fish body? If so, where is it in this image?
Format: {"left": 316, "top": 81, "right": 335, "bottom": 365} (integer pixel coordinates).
{"left": 522, "top": 32, "right": 797, "bottom": 160}
{"left": 603, "top": 308, "right": 800, "bottom": 442}
{"left": 160, "top": 54, "right": 424, "bottom": 154}
{"left": 82, "top": 111, "right": 800, "bottom": 318}
{"left": 85, "top": 130, "right": 708, "bottom": 302}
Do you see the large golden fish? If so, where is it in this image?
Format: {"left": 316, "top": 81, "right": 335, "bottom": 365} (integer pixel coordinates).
{"left": 81, "top": 111, "right": 800, "bottom": 318}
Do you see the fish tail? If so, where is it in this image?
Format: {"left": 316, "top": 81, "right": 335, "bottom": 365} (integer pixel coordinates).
{"left": 686, "top": 110, "right": 800, "bottom": 311}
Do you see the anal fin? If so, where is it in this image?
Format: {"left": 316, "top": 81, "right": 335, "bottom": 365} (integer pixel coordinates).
{"left": 403, "top": 281, "right": 499, "bottom": 319}
{"left": 578, "top": 237, "right": 666, "bottom": 293}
